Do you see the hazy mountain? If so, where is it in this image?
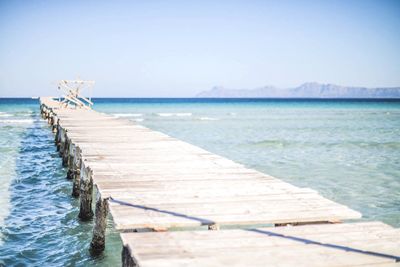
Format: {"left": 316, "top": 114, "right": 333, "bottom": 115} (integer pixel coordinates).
{"left": 196, "top": 83, "right": 400, "bottom": 98}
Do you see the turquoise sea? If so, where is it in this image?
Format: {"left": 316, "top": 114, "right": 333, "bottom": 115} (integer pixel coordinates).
{"left": 0, "top": 98, "right": 399, "bottom": 266}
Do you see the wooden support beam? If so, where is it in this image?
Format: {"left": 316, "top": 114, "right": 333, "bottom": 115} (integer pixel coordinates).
{"left": 79, "top": 162, "right": 94, "bottom": 220}
{"left": 58, "top": 127, "right": 66, "bottom": 155}
{"left": 72, "top": 146, "right": 82, "bottom": 197}
{"left": 52, "top": 115, "right": 58, "bottom": 133}
{"left": 66, "top": 141, "right": 75, "bottom": 179}
{"left": 122, "top": 246, "right": 138, "bottom": 267}
{"left": 62, "top": 135, "right": 70, "bottom": 167}
{"left": 90, "top": 189, "right": 109, "bottom": 254}
{"left": 47, "top": 110, "right": 53, "bottom": 124}
{"left": 55, "top": 124, "right": 61, "bottom": 147}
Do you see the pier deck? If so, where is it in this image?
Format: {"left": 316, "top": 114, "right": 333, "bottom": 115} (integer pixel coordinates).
{"left": 121, "top": 221, "right": 400, "bottom": 266}
{"left": 39, "top": 97, "right": 400, "bottom": 266}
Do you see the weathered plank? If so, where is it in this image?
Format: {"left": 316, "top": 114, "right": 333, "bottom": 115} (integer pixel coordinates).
{"left": 120, "top": 222, "right": 400, "bottom": 267}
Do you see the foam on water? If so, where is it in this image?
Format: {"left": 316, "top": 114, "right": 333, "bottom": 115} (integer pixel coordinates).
{"left": 198, "top": 116, "right": 219, "bottom": 121}
{"left": 0, "top": 110, "right": 32, "bottom": 246}
{"left": 156, "top": 112, "right": 192, "bottom": 117}
{"left": 175, "top": 113, "right": 192, "bottom": 116}
{"left": 0, "top": 130, "right": 19, "bottom": 246}
{"left": 112, "top": 113, "right": 143, "bottom": 118}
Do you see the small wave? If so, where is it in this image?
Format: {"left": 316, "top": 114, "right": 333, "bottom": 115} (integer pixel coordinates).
{"left": 21, "top": 111, "right": 34, "bottom": 116}
{"left": 199, "top": 117, "right": 219, "bottom": 121}
{"left": 133, "top": 118, "right": 144, "bottom": 122}
{"left": 157, "top": 113, "right": 192, "bottom": 117}
{"left": 176, "top": 113, "right": 192, "bottom": 117}
{"left": 0, "top": 119, "right": 34, "bottom": 124}
{"left": 0, "top": 113, "right": 13, "bottom": 117}
{"left": 113, "top": 113, "right": 143, "bottom": 118}
{"left": 228, "top": 112, "right": 237, "bottom": 116}
{"left": 157, "top": 113, "right": 173, "bottom": 117}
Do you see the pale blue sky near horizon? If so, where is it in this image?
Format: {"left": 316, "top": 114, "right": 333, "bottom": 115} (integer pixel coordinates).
{"left": 0, "top": 0, "right": 399, "bottom": 97}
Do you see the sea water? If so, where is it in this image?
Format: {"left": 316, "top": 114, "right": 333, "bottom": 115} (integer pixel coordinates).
{"left": 0, "top": 98, "right": 399, "bottom": 266}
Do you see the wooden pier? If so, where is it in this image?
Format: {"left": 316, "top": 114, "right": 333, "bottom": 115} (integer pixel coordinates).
{"left": 39, "top": 97, "right": 400, "bottom": 266}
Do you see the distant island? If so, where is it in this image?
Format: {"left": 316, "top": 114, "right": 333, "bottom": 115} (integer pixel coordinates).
{"left": 196, "top": 82, "right": 400, "bottom": 98}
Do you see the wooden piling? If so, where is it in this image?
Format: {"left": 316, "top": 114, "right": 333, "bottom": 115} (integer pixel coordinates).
{"left": 42, "top": 107, "right": 47, "bottom": 119}
{"left": 62, "top": 136, "right": 70, "bottom": 167}
{"left": 45, "top": 109, "right": 51, "bottom": 122}
{"left": 79, "top": 161, "right": 94, "bottom": 220}
{"left": 59, "top": 127, "right": 67, "bottom": 156}
{"left": 52, "top": 115, "right": 58, "bottom": 133}
{"left": 47, "top": 112, "right": 52, "bottom": 124}
{"left": 122, "top": 246, "right": 137, "bottom": 267}
{"left": 72, "top": 146, "right": 82, "bottom": 197}
{"left": 40, "top": 104, "right": 44, "bottom": 118}
{"left": 66, "top": 141, "right": 75, "bottom": 179}
{"left": 90, "top": 189, "right": 109, "bottom": 253}
{"left": 55, "top": 124, "right": 61, "bottom": 148}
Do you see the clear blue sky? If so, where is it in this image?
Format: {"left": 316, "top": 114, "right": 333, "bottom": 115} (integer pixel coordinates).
{"left": 1, "top": 0, "right": 399, "bottom": 97}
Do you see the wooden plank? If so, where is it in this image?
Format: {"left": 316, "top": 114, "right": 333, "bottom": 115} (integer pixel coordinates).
{"left": 121, "top": 222, "right": 400, "bottom": 267}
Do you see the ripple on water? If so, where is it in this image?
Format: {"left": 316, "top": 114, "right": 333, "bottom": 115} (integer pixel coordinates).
{"left": 0, "top": 112, "right": 121, "bottom": 266}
